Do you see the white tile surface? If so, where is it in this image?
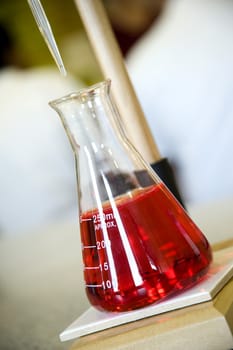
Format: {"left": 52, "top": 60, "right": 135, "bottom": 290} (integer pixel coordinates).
{"left": 60, "top": 246, "right": 233, "bottom": 341}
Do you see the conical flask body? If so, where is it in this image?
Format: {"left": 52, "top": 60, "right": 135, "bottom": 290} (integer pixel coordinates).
{"left": 50, "top": 80, "right": 212, "bottom": 312}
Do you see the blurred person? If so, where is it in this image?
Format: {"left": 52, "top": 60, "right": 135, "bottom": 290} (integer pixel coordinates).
{"left": 105, "top": 0, "right": 164, "bottom": 56}
{"left": 0, "top": 23, "right": 83, "bottom": 235}
{"left": 126, "top": 0, "right": 233, "bottom": 207}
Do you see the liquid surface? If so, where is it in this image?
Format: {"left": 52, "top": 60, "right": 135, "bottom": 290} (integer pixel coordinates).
{"left": 81, "top": 183, "right": 212, "bottom": 312}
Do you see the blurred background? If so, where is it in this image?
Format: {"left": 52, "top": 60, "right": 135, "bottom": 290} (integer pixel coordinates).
{"left": 0, "top": 0, "right": 163, "bottom": 83}
{"left": 0, "top": 0, "right": 101, "bottom": 83}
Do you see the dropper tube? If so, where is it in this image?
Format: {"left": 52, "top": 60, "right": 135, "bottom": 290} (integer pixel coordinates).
{"left": 27, "top": 0, "right": 67, "bottom": 76}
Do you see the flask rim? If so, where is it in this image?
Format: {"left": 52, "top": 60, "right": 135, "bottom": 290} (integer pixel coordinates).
{"left": 49, "top": 79, "right": 111, "bottom": 109}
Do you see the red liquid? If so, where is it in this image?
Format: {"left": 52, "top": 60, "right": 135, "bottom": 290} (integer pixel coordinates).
{"left": 81, "top": 183, "right": 212, "bottom": 312}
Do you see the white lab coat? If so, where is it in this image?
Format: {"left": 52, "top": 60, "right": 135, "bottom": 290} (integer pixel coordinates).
{"left": 0, "top": 67, "right": 83, "bottom": 234}
{"left": 127, "top": 0, "right": 233, "bottom": 206}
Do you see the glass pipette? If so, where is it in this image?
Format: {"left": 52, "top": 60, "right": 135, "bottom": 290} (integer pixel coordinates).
{"left": 27, "top": 0, "right": 66, "bottom": 76}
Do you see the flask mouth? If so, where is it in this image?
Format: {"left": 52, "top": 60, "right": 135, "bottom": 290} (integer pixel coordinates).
{"left": 49, "top": 79, "right": 111, "bottom": 110}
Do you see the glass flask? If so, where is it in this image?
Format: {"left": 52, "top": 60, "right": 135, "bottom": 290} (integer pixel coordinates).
{"left": 49, "top": 80, "right": 212, "bottom": 312}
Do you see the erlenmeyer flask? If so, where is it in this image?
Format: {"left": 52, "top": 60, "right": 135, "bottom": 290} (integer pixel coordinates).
{"left": 49, "top": 80, "right": 212, "bottom": 312}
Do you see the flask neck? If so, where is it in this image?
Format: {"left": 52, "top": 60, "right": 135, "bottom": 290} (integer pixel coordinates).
{"left": 49, "top": 80, "right": 122, "bottom": 153}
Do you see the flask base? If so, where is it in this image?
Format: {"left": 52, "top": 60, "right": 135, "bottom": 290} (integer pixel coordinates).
{"left": 86, "top": 264, "right": 211, "bottom": 312}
